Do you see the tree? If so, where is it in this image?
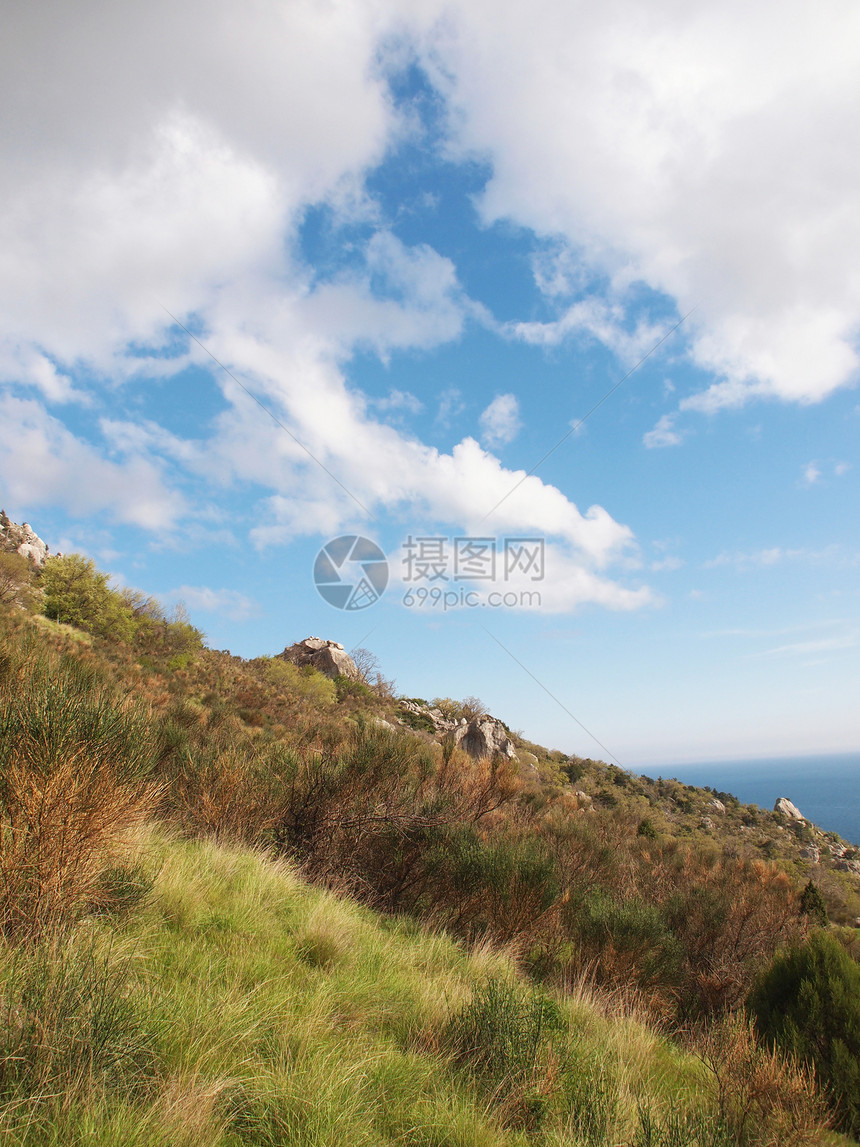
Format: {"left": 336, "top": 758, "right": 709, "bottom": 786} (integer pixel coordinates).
{"left": 40, "top": 554, "right": 135, "bottom": 641}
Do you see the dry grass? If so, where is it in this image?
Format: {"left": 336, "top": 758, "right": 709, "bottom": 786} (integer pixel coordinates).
{"left": 0, "top": 627, "right": 159, "bottom": 941}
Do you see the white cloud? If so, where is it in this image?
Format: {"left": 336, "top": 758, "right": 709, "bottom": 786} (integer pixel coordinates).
{"left": 702, "top": 545, "right": 854, "bottom": 570}
{"left": 801, "top": 461, "right": 822, "bottom": 486}
{"left": 757, "top": 631, "right": 859, "bottom": 658}
{"left": 166, "top": 585, "right": 260, "bottom": 622}
{"left": 508, "top": 298, "right": 667, "bottom": 363}
{"left": 643, "top": 414, "right": 682, "bottom": 449}
{"left": 0, "top": 394, "right": 185, "bottom": 529}
{"left": 412, "top": 0, "right": 860, "bottom": 406}
{"left": 479, "top": 394, "right": 522, "bottom": 448}
{"left": 835, "top": 461, "right": 852, "bottom": 476}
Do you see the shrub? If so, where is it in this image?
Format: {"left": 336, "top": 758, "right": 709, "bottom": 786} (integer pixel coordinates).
{"left": 431, "top": 696, "right": 488, "bottom": 722}
{"left": 0, "top": 552, "right": 31, "bottom": 609}
{"left": 41, "top": 554, "right": 136, "bottom": 642}
{"left": 694, "top": 1011, "right": 827, "bottom": 1146}
{"left": 0, "top": 636, "right": 158, "bottom": 940}
{"left": 263, "top": 658, "right": 337, "bottom": 706}
{"left": 799, "top": 880, "right": 828, "bottom": 927}
{"left": 444, "top": 978, "right": 565, "bottom": 1130}
{"left": 747, "top": 930, "right": 860, "bottom": 1136}
{"left": 0, "top": 936, "right": 158, "bottom": 1124}
{"left": 638, "top": 818, "right": 658, "bottom": 839}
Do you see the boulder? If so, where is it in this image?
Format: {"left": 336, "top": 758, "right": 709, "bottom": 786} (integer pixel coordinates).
{"left": 700, "top": 816, "right": 714, "bottom": 830}
{"left": 0, "top": 514, "right": 49, "bottom": 566}
{"left": 774, "top": 797, "right": 804, "bottom": 821}
{"left": 707, "top": 798, "right": 726, "bottom": 814}
{"left": 458, "top": 715, "right": 518, "bottom": 761}
{"left": 800, "top": 846, "right": 820, "bottom": 864}
{"left": 280, "top": 637, "right": 360, "bottom": 681}
{"left": 397, "top": 700, "right": 517, "bottom": 762}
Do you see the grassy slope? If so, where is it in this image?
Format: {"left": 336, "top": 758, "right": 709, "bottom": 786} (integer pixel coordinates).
{"left": 0, "top": 607, "right": 854, "bottom": 1144}
{"left": 0, "top": 828, "right": 720, "bottom": 1146}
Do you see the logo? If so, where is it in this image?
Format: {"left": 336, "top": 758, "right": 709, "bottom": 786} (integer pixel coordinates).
{"left": 313, "top": 535, "right": 389, "bottom": 610}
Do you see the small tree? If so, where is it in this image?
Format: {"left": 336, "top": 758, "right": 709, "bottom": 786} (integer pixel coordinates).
{"left": 799, "top": 880, "right": 828, "bottom": 927}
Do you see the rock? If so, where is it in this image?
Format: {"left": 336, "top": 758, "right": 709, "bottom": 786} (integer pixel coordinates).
{"left": 457, "top": 715, "right": 518, "bottom": 761}
{"left": 0, "top": 513, "right": 49, "bottom": 566}
{"left": 800, "top": 846, "right": 820, "bottom": 863}
{"left": 700, "top": 816, "right": 714, "bottom": 830}
{"left": 707, "top": 798, "right": 726, "bottom": 814}
{"left": 397, "top": 699, "right": 517, "bottom": 762}
{"left": 573, "top": 789, "right": 593, "bottom": 806}
{"left": 774, "top": 797, "right": 805, "bottom": 821}
{"left": 280, "top": 637, "right": 361, "bottom": 681}
{"left": 836, "top": 859, "right": 860, "bottom": 875}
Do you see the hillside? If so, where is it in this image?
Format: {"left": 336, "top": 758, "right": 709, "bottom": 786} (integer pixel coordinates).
{"left": 1, "top": 526, "right": 859, "bottom": 1143}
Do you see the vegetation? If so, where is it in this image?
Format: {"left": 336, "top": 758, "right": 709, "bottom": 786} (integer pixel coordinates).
{"left": 749, "top": 930, "right": 860, "bottom": 1137}
{"left": 0, "top": 535, "right": 857, "bottom": 1143}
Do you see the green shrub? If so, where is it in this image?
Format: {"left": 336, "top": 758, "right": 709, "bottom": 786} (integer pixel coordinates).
{"left": 0, "top": 936, "right": 159, "bottom": 1120}
{"left": 41, "top": 554, "right": 136, "bottom": 641}
{"left": 799, "top": 881, "right": 828, "bottom": 927}
{"left": 748, "top": 930, "right": 860, "bottom": 1136}
{"left": 263, "top": 657, "right": 337, "bottom": 706}
{"left": 444, "top": 978, "right": 564, "bottom": 1130}
{"left": 638, "top": 817, "right": 658, "bottom": 839}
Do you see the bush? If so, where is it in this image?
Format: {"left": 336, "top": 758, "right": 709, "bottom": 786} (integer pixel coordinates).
{"left": 638, "top": 817, "right": 658, "bottom": 839}
{"left": 0, "top": 552, "right": 32, "bottom": 609}
{"left": 41, "top": 555, "right": 136, "bottom": 642}
{"left": 262, "top": 658, "right": 337, "bottom": 707}
{"left": 0, "top": 936, "right": 158, "bottom": 1125}
{"left": 0, "top": 634, "right": 158, "bottom": 940}
{"left": 748, "top": 930, "right": 860, "bottom": 1136}
{"left": 799, "top": 881, "right": 828, "bottom": 927}
{"left": 444, "top": 978, "right": 565, "bottom": 1130}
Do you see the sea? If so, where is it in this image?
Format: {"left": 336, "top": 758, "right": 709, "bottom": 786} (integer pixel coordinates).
{"left": 639, "top": 752, "right": 860, "bottom": 846}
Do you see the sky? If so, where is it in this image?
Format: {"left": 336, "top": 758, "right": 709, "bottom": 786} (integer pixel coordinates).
{"left": 1, "top": 0, "right": 858, "bottom": 767}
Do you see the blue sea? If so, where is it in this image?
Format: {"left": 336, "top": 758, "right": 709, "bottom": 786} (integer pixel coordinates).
{"left": 639, "top": 752, "right": 860, "bottom": 846}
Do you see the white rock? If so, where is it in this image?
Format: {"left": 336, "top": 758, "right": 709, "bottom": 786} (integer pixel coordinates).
{"left": 280, "top": 637, "right": 361, "bottom": 680}
{"left": 774, "top": 797, "right": 804, "bottom": 821}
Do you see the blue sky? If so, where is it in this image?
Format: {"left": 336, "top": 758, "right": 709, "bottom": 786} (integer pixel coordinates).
{"left": 1, "top": 1, "right": 858, "bottom": 765}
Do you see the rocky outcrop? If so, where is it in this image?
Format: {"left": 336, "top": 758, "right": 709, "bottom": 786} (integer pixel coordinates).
{"left": 280, "top": 637, "right": 360, "bottom": 681}
{"left": 398, "top": 700, "right": 518, "bottom": 762}
{"left": 0, "top": 513, "right": 49, "bottom": 566}
{"left": 774, "top": 797, "right": 805, "bottom": 821}
{"left": 707, "top": 798, "right": 726, "bottom": 814}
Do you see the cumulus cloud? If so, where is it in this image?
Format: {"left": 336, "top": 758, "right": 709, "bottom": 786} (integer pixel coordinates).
{"left": 21, "top": 0, "right": 860, "bottom": 612}
{"left": 801, "top": 461, "right": 822, "bottom": 486}
{"left": 413, "top": 0, "right": 860, "bottom": 406}
{"left": 479, "top": 394, "right": 522, "bottom": 447}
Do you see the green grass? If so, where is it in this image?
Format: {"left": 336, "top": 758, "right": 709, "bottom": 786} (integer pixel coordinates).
{"left": 0, "top": 827, "right": 753, "bottom": 1146}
